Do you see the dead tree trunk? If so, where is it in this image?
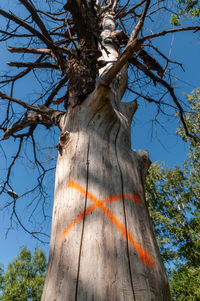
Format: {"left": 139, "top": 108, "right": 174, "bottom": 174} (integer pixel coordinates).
{"left": 42, "top": 13, "right": 171, "bottom": 301}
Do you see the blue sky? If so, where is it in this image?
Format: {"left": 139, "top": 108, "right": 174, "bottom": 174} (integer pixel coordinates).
{"left": 0, "top": 1, "right": 200, "bottom": 270}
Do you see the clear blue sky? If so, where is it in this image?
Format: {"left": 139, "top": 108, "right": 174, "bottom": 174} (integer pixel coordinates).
{"left": 0, "top": 1, "right": 200, "bottom": 270}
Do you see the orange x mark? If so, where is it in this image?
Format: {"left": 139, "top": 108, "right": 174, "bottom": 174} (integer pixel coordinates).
{"left": 59, "top": 180, "right": 155, "bottom": 267}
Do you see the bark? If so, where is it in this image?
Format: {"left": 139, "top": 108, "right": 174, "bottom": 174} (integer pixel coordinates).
{"left": 42, "top": 86, "right": 170, "bottom": 300}
{"left": 42, "top": 13, "right": 171, "bottom": 301}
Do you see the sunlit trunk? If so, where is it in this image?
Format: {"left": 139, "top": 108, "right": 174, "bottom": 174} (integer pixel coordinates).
{"left": 42, "top": 13, "right": 171, "bottom": 301}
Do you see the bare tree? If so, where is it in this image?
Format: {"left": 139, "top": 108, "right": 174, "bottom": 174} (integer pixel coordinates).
{"left": 0, "top": 0, "right": 199, "bottom": 299}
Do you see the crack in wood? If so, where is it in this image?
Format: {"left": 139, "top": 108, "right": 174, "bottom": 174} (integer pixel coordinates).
{"left": 75, "top": 138, "right": 90, "bottom": 301}
{"left": 115, "top": 125, "right": 136, "bottom": 301}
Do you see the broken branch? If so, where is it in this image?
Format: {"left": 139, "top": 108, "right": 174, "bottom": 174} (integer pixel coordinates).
{"left": 8, "top": 46, "right": 72, "bottom": 56}
{"left": 8, "top": 47, "right": 52, "bottom": 55}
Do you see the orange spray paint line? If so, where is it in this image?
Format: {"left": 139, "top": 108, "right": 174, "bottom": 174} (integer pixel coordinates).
{"left": 60, "top": 182, "right": 141, "bottom": 240}
{"left": 60, "top": 180, "right": 155, "bottom": 267}
{"left": 60, "top": 195, "right": 138, "bottom": 239}
{"left": 60, "top": 204, "right": 96, "bottom": 239}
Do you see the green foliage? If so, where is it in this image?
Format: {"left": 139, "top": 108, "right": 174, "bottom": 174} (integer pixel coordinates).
{"left": 171, "top": 14, "right": 181, "bottom": 26}
{"left": 171, "top": 0, "right": 200, "bottom": 26}
{"left": 170, "top": 265, "right": 200, "bottom": 300}
{"left": 146, "top": 89, "right": 200, "bottom": 299}
{"left": 146, "top": 163, "right": 197, "bottom": 265}
{"left": 0, "top": 247, "right": 47, "bottom": 301}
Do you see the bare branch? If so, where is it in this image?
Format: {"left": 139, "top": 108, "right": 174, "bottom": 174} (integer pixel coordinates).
{"left": 99, "top": 0, "right": 150, "bottom": 86}
{"left": 8, "top": 47, "right": 52, "bottom": 55}
{"left": 0, "top": 55, "right": 45, "bottom": 85}
{"left": 8, "top": 46, "right": 72, "bottom": 56}
{"left": 36, "top": 10, "right": 65, "bottom": 21}
{"left": 149, "top": 45, "right": 185, "bottom": 72}
{"left": 0, "top": 91, "right": 43, "bottom": 112}
{"left": 99, "top": 38, "right": 142, "bottom": 86}
{"left": 12, "top": 196, "right": 50, "bottom": 243}
{"left": 0, "top": 30, "right": 34, "bottom": 40}
{"left": 19, "top": 0, "right": 53, "bottom": 43}
{"left": 119, "top": 0, "right": 146, "bottom": 18}
{"left": 45, "top": 75, "right": 68, "bottom": 106}
{"left": 2, "top": 115, "right": 38, "bottom": 140}
{"left": 127, "top": 0, "right": 151, "bottom": 44}
{"left": 115, "top": 0, "right": 130, "bottom": 18}
{"left": 129, "top": 57, "right": 198, "bottom": 143}
{"left": 112, "top": 0, "right": 118, "bottom": 12}
{"left": 142, "top": 26, "right": 200, "bottom": 42}
{"left": 7, "top": 61, "right": 59, "bottom": 69}
{"left": 127, "top": 87, "right": 177, "bottom": 110}
{"left": 2, "top": 108, "right": 63, "bottom": 140}
{"left": 0, "top": 6, "right": 67, "bottom": 71}
{"left": 0, "top": 91, "right": 59, "bottom": 116}
{"left": 0, "top": 9, "right": 54, "bottom": 48}
{"left": 3, "top": 138, "right": 23, "bottom": 186}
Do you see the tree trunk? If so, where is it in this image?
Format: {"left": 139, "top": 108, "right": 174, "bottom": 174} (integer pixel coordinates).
{"left": 42, "top": 13, "right": 171, "bottom": 301}
{"left": 41, "top": 86, "right": 170, "bottom": 300}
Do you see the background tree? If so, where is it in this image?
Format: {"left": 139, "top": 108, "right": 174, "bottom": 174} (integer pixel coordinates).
{"left": 171, "top": 0, "right": 200, "bottom": 26}
{"left": 146, "top": 89, "right": 200, "bottom": 300}
{"left": 0, "top": 0, "right": 199, "bottom": 300}
{"left": 0, "top": 247, "right": 47, "bottom": 301}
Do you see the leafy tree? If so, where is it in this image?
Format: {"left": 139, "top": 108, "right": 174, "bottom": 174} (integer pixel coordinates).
{"left": 171, "top": 0, "right": 200, "bottom": 26}
{"left": 170, "top": 265, "right": 200, "bottom": 300}
{"left": 0, "top": 247, "right": 47, "bottom": 301}
{"left": 146, "top": 89, "right": 200, "bottom": 299}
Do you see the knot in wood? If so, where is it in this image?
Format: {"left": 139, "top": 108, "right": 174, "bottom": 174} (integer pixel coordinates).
{"left": 59, "top": 131, "right": 70, "bottom": 146}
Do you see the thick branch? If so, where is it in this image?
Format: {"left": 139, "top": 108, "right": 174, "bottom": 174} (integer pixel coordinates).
{"left": 0, "top": 91, "right": 63, "bottom": 118}
{"left": 127, "top": 0, "right": 150, "bottom": 44}
{"left": 8, "top": 47, "right": 52, "bottom": 55}
{"left": 8, "top": 46, "right": 72, "bottom": 56}
{"left": 2, "top": 113, "right": 39, "bottom": 140}
{"left": 100, "top": 39, "right": 142, "bottom": 86}
{"left": 2, "top": 110, "right": 64, "bottom": 140}
{"left": 99, "top": 0, "right": 150, "bottom": 86}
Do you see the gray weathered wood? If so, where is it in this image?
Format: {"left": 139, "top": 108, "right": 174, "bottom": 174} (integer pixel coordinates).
{"left": 42, "top": 85, "right": 171, "bottom": 300}
{"left": 42, "top": 12, "right": 171, "bottom": 301}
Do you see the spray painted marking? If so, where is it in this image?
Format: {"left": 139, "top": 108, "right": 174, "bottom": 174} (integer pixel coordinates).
{"left": 59, "top": 180, "right": 154, "bottom": 267}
